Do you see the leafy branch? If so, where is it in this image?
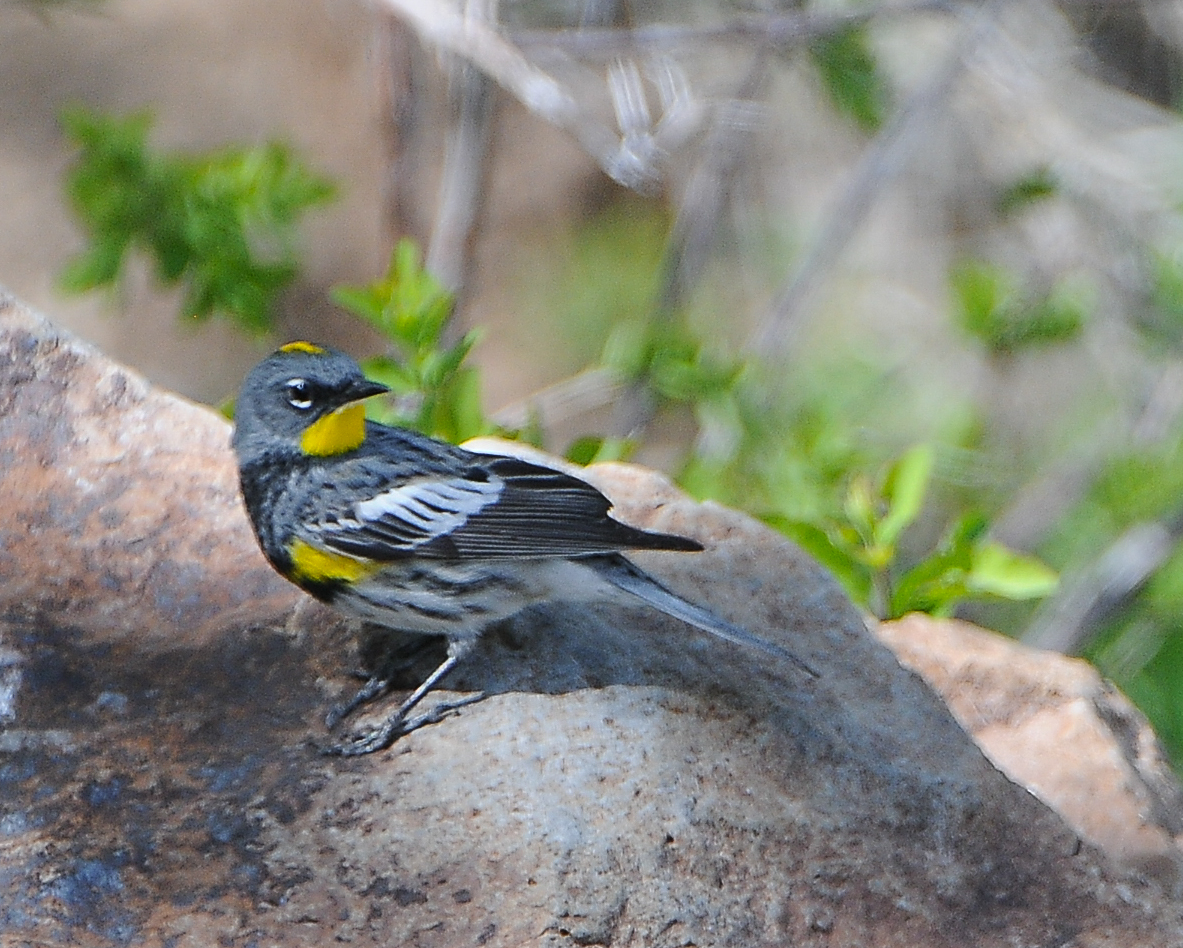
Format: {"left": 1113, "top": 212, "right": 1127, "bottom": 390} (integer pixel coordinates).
{"left": 332, "top": 240, "right": 492, "bottom": 444}
{"left": 60, "top": 106, "right": 334, "bottom": 332}
{"left": 772, "top": 444, "right": 1057, "bottom": 618}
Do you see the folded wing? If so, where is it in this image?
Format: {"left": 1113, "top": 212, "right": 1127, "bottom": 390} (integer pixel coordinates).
{"left": 315, "top": 455, "right": 700, "bottom": 560}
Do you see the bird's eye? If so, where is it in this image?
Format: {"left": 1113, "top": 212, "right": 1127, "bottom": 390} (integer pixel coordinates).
{"left": 285, "top": 378, "right": 314, "bottom": 410}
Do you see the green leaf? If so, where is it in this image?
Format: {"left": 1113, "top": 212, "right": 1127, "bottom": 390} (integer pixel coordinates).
{"left": 564, "top": 436, "right": 636, "bottom": 466}
{"left": 951, "top": 260, "right": 1014, "bottom": 346}
{"left": 431, "top": 331, "right": 482, "bottom": 386}
{"left": 967, "top": 543, "right": 1059, "bottom": 600}
{"left": 843, "top": 475, "right": 877, "bottom": 542}
{"left": 59, "top": 106, "right": 334, "bottom": 332}
{"left": 330, "top": 285, "right": 384, "bottom": 323}
{"left": 773, "top": 518, "right": 874, "bottom": 607}
{"left": 877, "top": 444, "right": 934, "bottom": 547}
{"left": 58, "top": 238, "right": 128, "bottom": 292}
{"left": 997, "top": 167, "right": 1058, "bottom": 216}
{"left": 951, "top": 260, "right": 1086, "bottom": 356}
{"left": 943, "top": 511, "right": 990, "bottom": 556}
{"left": 334, "top": 240, "right": 454, "bottom": 356}
{"left": 808, "top": 27, "right": 887, "bottom": 133}
{"left": 340, "top": 242, "right": 493, "bottom": 443}
{"left": 438, "top": 366, "right": 488, "bottom": 443}
{"left": 890, "top": 516, "right": 1056, "bottom": 618}
{"left": 360, "top": 354, "right": 416, "bottom": 395}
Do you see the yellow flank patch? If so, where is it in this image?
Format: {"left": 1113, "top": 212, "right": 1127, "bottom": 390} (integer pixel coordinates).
{"left": 288, "top": 538, "right": 378, "bottom": 586}
{"left": 279, "top": 340, "right": 327, "bottom": 355}
{"left": 300, "top": 403, "right": 366, "bottom": 456}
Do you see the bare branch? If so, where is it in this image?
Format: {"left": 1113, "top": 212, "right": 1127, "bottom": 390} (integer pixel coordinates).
{"left": 376, "top": 0, "right": 577, "bottom": 121}
{"left": 425, "top": 2, "right": 500, "bottom": 338}
{"left": 490, "top": 366, "right": 626, "bottom": 431}
{"left": 1024, "top": 518, "right": 1183, "bottom": 655}
{"left": 749, "top": 0, "right": 1007, "bottom": 360}
{"left": 512, "top": 0, "right": 959, "bottom": 57}
{"left": 601, "top": 60, "right": 769, "bottom": 443}
{"left": 658, "top": 58, "right": 769, "bottom": 317}
{"left": 375, "top": 0, "right": 643, "bottom": 184}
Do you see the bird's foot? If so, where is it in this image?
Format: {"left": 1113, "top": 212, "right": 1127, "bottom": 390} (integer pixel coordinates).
{"left": 325, "top": 674, "right": 393, "bottom": 729}
{"left": 322, "top": 692, "right": 486, "bottom": 757}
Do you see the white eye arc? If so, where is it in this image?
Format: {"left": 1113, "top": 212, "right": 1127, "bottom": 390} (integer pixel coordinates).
{"left": 285, "top": 378, "right": 314, "bottom": 410}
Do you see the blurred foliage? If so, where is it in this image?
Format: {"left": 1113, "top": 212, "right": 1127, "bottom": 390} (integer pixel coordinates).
{"left": 1146, "top": 248, "right": 1183, "bottom": 349}
{"left": 332, "top": 240, "right": 494, "bottom": 444}
{"left": 603, "top": 318, "right": 746, "bottom": 404}
{"left": 951, "top": 260, "right": 1090, "bottom": 356}
{"left": 808, "top": 26, "right": 887, "bottom": 132}
{"left": 1044, "top": 438, "right": 1183, "bottom": 763}
{"left": 666, "top": 365, "right": 1057, "bottom": 620}
{"left": 60, "top": 106, "right": 334, "bottom": 331}
{"left": 996, "top": 167, "right": 1059, "bottom": 216}
{"left": 515, "top": 191, "right": 1061, "bottom": 622}
{"left": 775, "top": 445, "right": 1056, "bottom": 618}
{"left": 535, "top": 195, "right": 672, "bottom": 368}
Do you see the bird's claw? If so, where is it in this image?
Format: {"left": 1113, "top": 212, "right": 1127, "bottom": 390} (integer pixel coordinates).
{"left": 322, "top": 692, "right": 486, "bottom": 757}
{"left": 325, "top": 674, "right": 393, "bottom": 729}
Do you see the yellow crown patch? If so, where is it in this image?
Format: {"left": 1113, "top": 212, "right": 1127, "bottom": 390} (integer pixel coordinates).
{"left": 279, "top": 341, "right": 327, "bottom": 355}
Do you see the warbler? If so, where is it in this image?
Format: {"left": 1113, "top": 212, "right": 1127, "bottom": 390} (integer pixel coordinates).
{"left": 232, "top": 342, "right": 816, "bottom": 755}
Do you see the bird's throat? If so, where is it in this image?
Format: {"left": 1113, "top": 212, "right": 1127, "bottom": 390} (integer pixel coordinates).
{"left": 301, "top": 403, "right": 366, "bottom": 456}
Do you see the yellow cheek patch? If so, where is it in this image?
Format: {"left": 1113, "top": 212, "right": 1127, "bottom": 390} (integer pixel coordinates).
{"left": 301, "top": 402, "right": 367, "bottom": 457}
{"left": 288, "top": 538, "right": 379, "bottom": 586}
{"left": 279, "top": 341, "right": 327, "bottom": 355}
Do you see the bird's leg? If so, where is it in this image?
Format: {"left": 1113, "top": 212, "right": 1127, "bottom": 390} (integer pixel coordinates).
{"left": 325, "top": 648, "right": 484, "bottom": 756}
{"left": 325, "top": 633, "right": 440, "bottom": 729}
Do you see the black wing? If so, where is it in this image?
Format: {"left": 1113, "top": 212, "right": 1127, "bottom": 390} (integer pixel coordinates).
{"left": 315, "top": 452, "right": 700, "bottom": 561}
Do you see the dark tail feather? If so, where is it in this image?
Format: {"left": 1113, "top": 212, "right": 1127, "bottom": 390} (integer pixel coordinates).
{"left": 589, "top": 555, "right": 819, "bottom": 679}
{"left": 616, "top": 522, "right": 703, "bottom": 553}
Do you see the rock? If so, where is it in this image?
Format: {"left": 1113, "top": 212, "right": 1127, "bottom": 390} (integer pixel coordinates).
{"left": 877, "top": 614, "right": 1183, "bottom": 890}
{"left": 1, "top": 289, "right": 1181, "bottom": 947}
{"left": 0, "top": 290, "right": 298, "bottom": 646}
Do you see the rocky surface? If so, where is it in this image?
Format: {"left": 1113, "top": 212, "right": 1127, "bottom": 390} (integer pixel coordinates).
{"left": 1, "top": 289, "right": 1182, "bottom": 946}
{"left": 878, "top": 615, "right": 1183, "bottom": 892}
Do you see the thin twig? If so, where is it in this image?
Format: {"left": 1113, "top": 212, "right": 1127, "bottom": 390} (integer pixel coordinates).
{"left": 657, "top": 58, "right": 770, "bottom": 317}
{"left": 374, "top": 0, "right": 643, "bottom": 186}
{"left": 749, "top": 0, "right": 1007, "bottom": 360}
{"left": 1024, "top": 516, "right": 1183, "bottom": 655}
{"left": 426, "top": 63, "right": 495, "bottom": 297}
{"left": 380, "top": 19, "right": 429, "bottom": 242}
{"left": 490, "top": 366, "right": 626, "bottom": 431}
{"left": 605, "top": 58, "right": 770, "bottom": 442}
{"left": 512, "top": 0, "right": 958, "bottom": 56}
{"left": 426, "top": 2, "right": 500, "bottom": 340}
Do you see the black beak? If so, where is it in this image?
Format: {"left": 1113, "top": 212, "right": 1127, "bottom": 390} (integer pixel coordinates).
{"left": 346, "top": 378, "right": 390, "bottom": 402}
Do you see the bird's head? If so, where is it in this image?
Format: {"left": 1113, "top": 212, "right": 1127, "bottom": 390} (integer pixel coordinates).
{"left": 231, "top": 341, "right": 390, "bottom": 462}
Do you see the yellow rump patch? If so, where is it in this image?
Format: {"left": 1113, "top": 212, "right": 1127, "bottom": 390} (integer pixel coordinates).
{"left": 279, "top": 341, "right": 327, "bottom": 355}
{"left": 301, "top": 403, "right": 367, "bottom": 457}
{"left": 288, "top": 538, "right": 379, "bottom": 586}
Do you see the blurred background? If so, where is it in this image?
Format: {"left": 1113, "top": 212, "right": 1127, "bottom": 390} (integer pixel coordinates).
{"left": 5, "top": 0, "right": 1183, "bottom": 768}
